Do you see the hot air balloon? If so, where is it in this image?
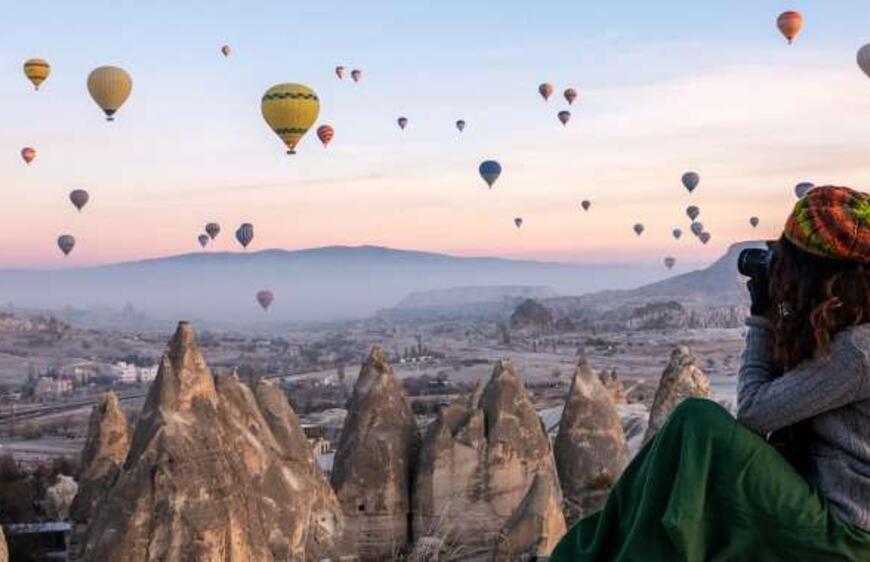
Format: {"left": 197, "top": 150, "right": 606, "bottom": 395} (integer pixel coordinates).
{"left": 23, "top": 58, "right": 50, "bottom": 90}
{"left": 256, "top": 290, "right": 274, "bottom": 311}
{"left": 87, "top": 66, "right": 132, "bottom": 121}
{"left": 777, "top": 11, "right": 803, "bottom": 45}
{"left": 514, "top": 217, "right": 523, "bottom": 229}
{"left": 261, "top": 83, "right": 320, "bottom": 155}
{"left": 317, "top": 124, "right": 334, "bottom": 147}
{"left": 69, "top": 189, "right": 89, "bottom": 212}
{"left": 664, "top": 257, "right": 676, "bottom": 270}
{"left": 221, "top": 45, "right": 231, "bottom": 57}
{"left": 198, "top": 234, "right": 209, "bottom": 248}
{"left": 581, "top": 200, "right": 591, "bottom": 211}
{"left": 564, "top": 87, "right": 578, "bottom": 105}
{"left": 690, "top": 221, "right": 704, "bottom": 236}
{"left": 633, "top": 223, "right": 644, "bottom": 236}
{"left": 686, "top": 205, "right": 700, "bottom": 221}
{"left": 682, "top": 172, "right": 700, "bottom": 193}
{"left": 858, "top": 45, "right": 870, "bottom": 80}
{"left": 557, "top": 111, "right": 571, "bottom": 126}
{"left": 335, "top": 66, "right": 345, "bottom": 80}
{"left": 795, "top": 182, "right": 815, "bottom": 198}
{"left": 538, "top": 83, "right": 554, "bottom": 101}
{"left": 236, "top": 223, "right": 254, "bottom": 248}
{"left": 479, "top": 160, "right": 502, "bottom": 188}
{"left": 205, "top": 223, "right": 220, "bottom": 240}
{"left": 21, "top": 147, "right": 36, "bottom": 165}
{"left": 397, "top": 116, "right": 408, "bottom": 130}
{"left": 750, "top": 216, "right": 760, "bottom": 228}
{"left": 351, "top": 69, "right": 362, "bottom": 82}
{"left": 699, "top": 232, "right": 711, "bottom": 245}
{"left": 456, "top": 120, "right": 466, "bottom": 132}
{"left": 672, "top": 228, "right": 683, "bottom": 240}
{"left": 57, "top": 235, "right": 75, "bottom": 256}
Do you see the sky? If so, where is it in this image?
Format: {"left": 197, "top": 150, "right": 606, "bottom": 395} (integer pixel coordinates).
{"left": 3, "top": 1, "right": 870, "bottom": 269}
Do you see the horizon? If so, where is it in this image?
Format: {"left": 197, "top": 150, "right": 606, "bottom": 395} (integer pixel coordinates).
{"left": 3, "top": 1, "right": 865, "bottom": 268}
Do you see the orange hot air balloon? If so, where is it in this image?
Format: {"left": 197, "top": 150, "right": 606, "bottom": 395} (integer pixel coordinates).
{"left": 777, "top": 11, "right": 803, "bottom": 44}
{"left": 221, "top": 45, "right": 231, "bottom": 57}
{"left": 21, "top": 147, "right": 36, "bottom": 164}
{"left": 317, "top": 124, "right": 334, "bottom": 147}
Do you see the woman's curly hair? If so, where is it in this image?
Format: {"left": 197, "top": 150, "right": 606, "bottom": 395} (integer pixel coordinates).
{"left": 770, "top": 236, "right": 870, "bottom": 370}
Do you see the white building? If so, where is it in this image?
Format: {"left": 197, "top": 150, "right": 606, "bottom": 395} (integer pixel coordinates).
{"left": 113, "top": 362, "right": 159, "bottom": 384}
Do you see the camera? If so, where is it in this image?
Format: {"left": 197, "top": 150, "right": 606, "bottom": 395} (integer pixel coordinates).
{"left": 738, "top": 248, "right": 774, "bottom": 279}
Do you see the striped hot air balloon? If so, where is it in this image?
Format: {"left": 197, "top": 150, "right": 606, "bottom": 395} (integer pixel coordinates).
{"left": 205, "top": 223, "right": 220, "bottom": 239}
{"left": 23, "top": 58, "right": 50, "bottom": 90}
{"left": 777, "top": 11, "right": 803, "bottom": 45}
{"left": 21, "top": 147, "right": 36, "bottom": 165}
{"left": 87, "top": 66, "right": 132, "bottom": 121}
{"left": 261, "top": 83, "right": 320, "bottom": 155}
{"left": 198, "top": 234, "right": 209, "bottom": 248}
{"left": 317, "top": 124, "right": 334, "bottom": 147}
{"left": 236, "top": 223, "right": 254, "bottom": 248}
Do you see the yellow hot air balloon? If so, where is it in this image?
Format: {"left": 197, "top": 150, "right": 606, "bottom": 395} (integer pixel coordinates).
{"left": 23, "top": 58, "right": 50, "bottom": 90}
{"left": 87, "top": 66, "right": 132, "bottom": 121}
{"left": 261, "top": 83, "right": 320, "bottom": 155}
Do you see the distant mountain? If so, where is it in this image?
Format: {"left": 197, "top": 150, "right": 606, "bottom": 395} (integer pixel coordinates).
{"left": 0, "top": 246, "right": 668, "bottom": 327}
{"left": 394, "top": 285, "right": 558, "bottom": 310}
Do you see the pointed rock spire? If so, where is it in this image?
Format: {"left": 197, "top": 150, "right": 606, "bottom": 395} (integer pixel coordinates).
{"left": 555, "top": 358, "right": 628, "bottom": 525}
{"left": 493, "top": 473, "right": 567, "bottom": 561}
{"left": 331, "top": 347, "right": 420, "bottom": 561}
{"left": 643, "top": 345, "right": 711, "bottom": 444}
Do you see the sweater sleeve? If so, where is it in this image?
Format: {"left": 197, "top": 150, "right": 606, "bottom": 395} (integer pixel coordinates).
{"left": 737, "top": 317, "right": 870, "bottom": 434}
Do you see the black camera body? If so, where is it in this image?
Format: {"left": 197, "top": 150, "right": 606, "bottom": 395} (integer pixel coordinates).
{"left": 738, "top": 248, "right": 774, "bottom": 279}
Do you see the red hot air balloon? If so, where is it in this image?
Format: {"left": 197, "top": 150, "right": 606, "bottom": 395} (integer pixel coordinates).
{"left": 317, "top": 124, "right": 334, "bottom": 147}
{"left": 57, "top": 235, "right": 75, "bottom": 256}
{"left": 335, "top": 66, "right": 345, "bottom": 80}
{"left": 256, "top": 290, "right": 274, "bottom": 310}
{"left": 198, "top": 234, "right": 209, "bottom": 248}
{"left": 69, "top": 189, "right": 89, "bottom": 211}
{"left": 221, "top": 45, "right": 231, "bottom": 57}
{"left": 21, "top": 147, "right": 36, "bottom": 164}
{"left": 538, "top": 83, "right": 554, "bottom": 101}
{"left": 581, "top": 200, "right": 591, "bottom": 211}
{"left": 557, "top": 111, "right": 571, "bottom": 126}
{"left": 564, "top": 87, "right": 578, "bottom": 105}
{"left": 777, "top": 11, "right": 803, "bottom": 45}
{"left": 351, "top": 69, "right": 362, "bottom": 82}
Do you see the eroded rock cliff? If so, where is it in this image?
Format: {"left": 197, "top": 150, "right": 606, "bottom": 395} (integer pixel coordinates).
{"left": 643, "top": 345, "right": 711, "bottom": 444}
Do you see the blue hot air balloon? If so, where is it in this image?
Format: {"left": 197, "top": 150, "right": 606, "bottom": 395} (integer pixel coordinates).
{"left": 479, "top": 160, "right": 502, "bottom": 188}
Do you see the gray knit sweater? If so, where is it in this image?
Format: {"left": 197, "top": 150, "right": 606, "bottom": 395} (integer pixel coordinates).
{"left": 738, "top": 316, "right": 870, "bottom": 531}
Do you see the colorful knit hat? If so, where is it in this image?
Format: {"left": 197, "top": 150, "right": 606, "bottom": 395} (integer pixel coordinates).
{"left": 784, "top": 185, "right": 870, "bottom": 262}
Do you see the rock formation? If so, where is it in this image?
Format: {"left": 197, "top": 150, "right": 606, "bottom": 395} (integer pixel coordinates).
{"left": 555, "top": 359, "right": 629, "bottom": 525}
{"left": 0, "top": 523, "right": 6, "bottom": 562}
{"left": 331, "top": 346, "right": 420, "bottom": 560}
{"left": 643, "top": 345, "right": 711, "bottom": 444}
{"left": 45, "top": 474, "right": 78, "bottom": 520}
{"left": 492, "top": 472, "right": 567, "bottom": 561}
{"left": 413, "top": 360, "right": 562, "bottom": 556}
{"left": 598, "top": 369, "right": 626, "bottom": 404}
{"left": 69, "top": 391, "right": 130, "bottom": 559}
{"left": 78, "top": 321, "right": 341, "bottom": 562}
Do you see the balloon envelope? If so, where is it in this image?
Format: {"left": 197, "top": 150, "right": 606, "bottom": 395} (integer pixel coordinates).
{"left": 23, "top": 58, "right": 50, "bottom": 90}
{"left": 633, "top": 223, "right": 644, "bottom": 236}
{"left": 205, "top": 223, "right": 220, "bottom": 239}
{"left": 699, "top": 232, "right": 711, "bottom": 245}
{"left": 21, "top": 147, "right": 35, "bottom": 164}
{"left": 317, "top": 124, "right": 334, "bottom": 147}
{"left": 221, "top": 45, "right": 231, "bottom": 57}
{"left": 256, "top": 290, "right": 274, "bottom": 310}
{"left": 261, "top": 83, "right": 320, "bottom": 155}
{"left": 564, "top": 87, "right": 578, "bottom": 105}
{"left": 581, "top": 200, "right": 591, "bottom": 211}
{"left": 236, "top": 223, "right": 254, "bottom": 248}
{"left": 557, "top": 111, "right": 571, "bottom": 126}
{"left": 479, "top": 160, "right": 502, "bottom": 188}
{"left": 664, "top": 257, "right": 676, "bottom": 269}
{"left": 87, "top": 66, "right": 132, "bottom": 121}
{"left": 335, "top": 66, "right": 345, "bottom": 79}
{"left": 514, "top": 217, "right": 523, "bottom": 229}
{"left": 777, "top": 11, "right": 803, "bottom": 44}
{"left": 351, "top": 69, "right": 362, "bottom": 82}
{"left": 538, "top": 83, "right": 553, "bottom": 100}
{"left": 690, "top": 221, "right": 704, "bottom": 236}
{"left": 682, "top": 172, "right": 700, "bottom": 193}
{"left": 57, "top": 235, "right": 75, "bottom": 256}
{"left": 750, "top": 216, "right": 760, "bottom": 228}
{"left": 686, "top": 205, "right": 700, "bottom": 221}
{"left": 456, "top": 120, "right": 465, "bottom": 132}
{"left": 858, "top": 45, "right": 870, "bottom": 79}
{"left": 69, "top": 189, "right": 89, "bottom": 211}
{"left": 795, "top": 182, "right": 815, "bottom": 198}
{"left": 673, "top": 228, "right": 683, "bottom": 240}
{"left": 198, "top": 234, "right": 209, "bottom": 248}
{"left": 397, "top": 116, "right": 408, "bottom": 130}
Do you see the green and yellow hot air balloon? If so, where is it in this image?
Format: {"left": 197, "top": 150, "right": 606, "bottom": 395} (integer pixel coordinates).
{"left": 261, "top": 83, "right": 320, "bottom": 155}
{"left": 23, "top": 58, "right": 50, "bottom": 90}
{"left": 87, "top": 66, "right": 132, "bottom": 121}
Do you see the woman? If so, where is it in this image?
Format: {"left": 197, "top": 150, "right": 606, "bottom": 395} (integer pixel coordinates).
{"left": 551, "top": 186, "right": 870, "bottom": 561}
